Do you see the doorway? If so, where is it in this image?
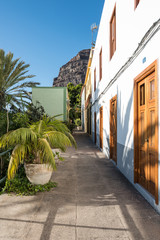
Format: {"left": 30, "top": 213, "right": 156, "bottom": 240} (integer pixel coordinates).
{"left": 110, "top": 95, "right": 117, "bottom": 164}
{"left": 134, "top": 60, "right": 158, "bottom": 204}
{"left": 94, "top": 112, "right": 96, "bottom": 143}
{"left": 100, "top": 106, "right": 103, "bottom": 149}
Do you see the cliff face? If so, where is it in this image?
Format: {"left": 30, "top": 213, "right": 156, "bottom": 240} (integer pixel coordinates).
{"left": 53, "top": 49, "right": 90, "bottom": 87}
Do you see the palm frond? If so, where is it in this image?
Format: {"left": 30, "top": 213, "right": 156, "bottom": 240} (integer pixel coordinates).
{"left": 7, "top": 144, "right": 27, "bottom": 179}
{"left": 0, "top": 128, "right": 37, "bottom": 149}
{"left": 8, "top": 96, "right": 27, "bottom": 109}
{"left": 8, "top": 81, "right": 39, "bottom": 92}
{"left": 38, "top": 120, "right": 43, "bottom": 135}
{"left": 0, "top": 49, "right": 39, "bottom": 111}
{"left": 6, "top": 61, "right": 29, "bottom": 85}
{"left": 42, "top": 117, "right": 70, "bottom": 133}
{"left": 44, "top": 119, "right": 77, "bottom": 148}
{"left": 44, "top": 131, "right": 72, "bottom": 152}
{"left": 63, "top": 131, "right": 77, "bottom": 149}
{"left": 49, "top": 120, "right": 70, "bottom": 133}
{"left": 8, "top": 74, "right": 36, "bottom": 88}
{"left": 38, "top": 138, "right": 56, "bottom": 170}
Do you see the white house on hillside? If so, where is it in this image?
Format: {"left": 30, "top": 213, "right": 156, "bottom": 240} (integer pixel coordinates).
{"left": 87, "top": 0, "right": 160, "bottom": 212}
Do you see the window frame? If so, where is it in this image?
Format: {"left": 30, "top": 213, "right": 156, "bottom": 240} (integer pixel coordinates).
{"left": 99, "top": 48, "right": 102, "bottom": 81}
{"left": 94, "top": 68, "right": 96, "bottom": 92}
{"left": 110, "top": 5, "right": 116, "bottom": 60}
{"left": 135, "top": 0, "right": 140, "bottom": 9}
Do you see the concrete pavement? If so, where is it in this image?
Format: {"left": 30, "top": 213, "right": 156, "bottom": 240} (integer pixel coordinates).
{"left": 0, "top": 131, "right": 160, "bottom": 240}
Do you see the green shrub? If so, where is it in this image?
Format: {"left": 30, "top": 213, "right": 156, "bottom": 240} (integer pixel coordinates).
{"left": 10, "top": 112, "right": 29, "bottom": 130}
{"left": 0, "top": 149, "right": 11, "bottom": 179}
{"left": 1, "top": 165, "right": 57, "bottom": 196}
{"left": 0, "top": 112, "right": 7, "bottom": 137}
{"left": 0, "top": 112, "right": 29, "bottom": 136}
{"left": 64, "top": 121, "right": 76, "bottom": 133}
{"left": 26, "top": 102, "right": 46, "bottom": 123}
{"left": 75, "top": 118, "right": 81, "bottom": 126}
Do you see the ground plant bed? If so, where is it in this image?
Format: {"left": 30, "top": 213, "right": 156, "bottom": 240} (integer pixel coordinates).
{"left": 1, "top": 165, "right": 57, "bottom": 196}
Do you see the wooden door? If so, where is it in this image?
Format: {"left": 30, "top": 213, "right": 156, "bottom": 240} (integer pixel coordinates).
{"left": 110, "top": 95, "right": 117, "bottom": 163}
{"left": 87, "top": 108, "right": 89, "bottom": 134}
{"left": 137, "top": 72, "right": 158, "bottom": 196}
{"left": 100, "top": 106, "right": 103, "bottom": 149}
{"left": 138, "top": 79, "right": 147, "bottom": 189}
{"left": 147, "top": 73, "right": 157, "bottom": 196}
{"left": 94, "top": 112, "right": 96, "bottom": 143}
{"left": 89, "top": 106, "right": 91, "bottom": 135}
{"left": 134, "top": 61, "right": 158, "bottom": 204}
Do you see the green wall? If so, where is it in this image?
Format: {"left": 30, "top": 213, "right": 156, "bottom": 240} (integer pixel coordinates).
{"left": 32, "top": 87, "right": 68, "bottom": 121}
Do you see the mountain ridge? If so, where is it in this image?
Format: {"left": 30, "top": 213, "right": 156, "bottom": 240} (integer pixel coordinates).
{"left": 53, "top": 49, "right": 90, "bottom": 87}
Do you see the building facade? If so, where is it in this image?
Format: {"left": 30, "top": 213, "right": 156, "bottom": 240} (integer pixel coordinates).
{"left": 85, "top": 0, "right": 160, "bottom": 212}
{"left": 81, "top": 85, "right": 85, "bottom": 131}
{"left": 81, "top": 48, "right": 94, "bottom": 135}
{"left": 32, "top": 87, "right": 69, "bottom": 121}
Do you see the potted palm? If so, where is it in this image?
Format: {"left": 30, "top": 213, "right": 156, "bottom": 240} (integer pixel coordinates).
{"left": 0, "top": 117, "right": 76, "bottom": 184}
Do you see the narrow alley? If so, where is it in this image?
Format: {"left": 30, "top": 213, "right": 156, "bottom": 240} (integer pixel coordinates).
{"left": 0, "top": 132, "right": 160, "bottom": 240}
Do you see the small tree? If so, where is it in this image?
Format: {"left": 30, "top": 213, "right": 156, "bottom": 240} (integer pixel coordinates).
{"left": 0, "top": 117, "right": 77, "bottom": 180}
{"left": 26, "top": 102, "right": 46, "bottom": 123}
{"left": 67, "top": 83, "right": 82, "bottom": 123}
{"left": 0, "top": 49, "right": 39, "bottom": 132}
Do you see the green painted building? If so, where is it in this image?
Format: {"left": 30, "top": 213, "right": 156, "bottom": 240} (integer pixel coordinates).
{"left": 32, "top": 87, "right": 69, "bottom": 121}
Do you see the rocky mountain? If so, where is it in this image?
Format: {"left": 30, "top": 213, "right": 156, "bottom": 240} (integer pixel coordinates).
{"left": 53, "top": 49, "right": 90, "bottom": 87}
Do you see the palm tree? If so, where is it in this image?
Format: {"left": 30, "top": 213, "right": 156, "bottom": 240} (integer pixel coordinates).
{"left": 0, "top": 117, "right": 77, "bottom": 180}
{"left": 0, "top": 49, "right": 39, "bottom": 131}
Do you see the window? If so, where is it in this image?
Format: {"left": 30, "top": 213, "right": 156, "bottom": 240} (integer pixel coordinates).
{"left": 150, "top": 80, "right": 155, "bottom": 100}
{"left": 140, "top": 83, "right": 145, "bottom": 106}
{"left": 110, "top": 6, "right": 116, "bottom": 59}
{"left": 94, "top": 68, "right": 96, "bottom": 91}
{"left": 135, "top": 0, "right": 140, "bottom": 9}
{"left": 99, "top": 48, "right": 102, "bottom": 81}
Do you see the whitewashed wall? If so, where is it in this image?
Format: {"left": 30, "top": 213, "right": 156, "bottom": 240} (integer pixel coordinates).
{"left": 91, "top": 0, "right": 160, "bottom": 212}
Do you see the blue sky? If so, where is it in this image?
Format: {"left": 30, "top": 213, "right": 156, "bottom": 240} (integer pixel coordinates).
{"left": 1, "top": 0, "right": 104, "bottom": 87}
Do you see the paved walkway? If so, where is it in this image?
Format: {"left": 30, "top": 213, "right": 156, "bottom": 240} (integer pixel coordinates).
{"left": 0, "top": 132, "right": 160, "bottom": 240}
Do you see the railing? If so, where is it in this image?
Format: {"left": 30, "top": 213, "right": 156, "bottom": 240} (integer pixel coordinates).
{"left": 0, "top": 149, "right": 12, "bottom": 185}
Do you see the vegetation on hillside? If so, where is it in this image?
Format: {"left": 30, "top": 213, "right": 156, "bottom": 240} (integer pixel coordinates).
{"left": 67, "top": 83, "right": 82, "bottom": 124}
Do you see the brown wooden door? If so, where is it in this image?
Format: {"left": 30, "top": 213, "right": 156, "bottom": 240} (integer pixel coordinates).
{"left": 87, "top": 108, "right": 89, "bottom": 134}
{"left": 137, "top": 70, "right": 158, "bottom": 199}
{"left": 110, "top": 95, "right": 117, "bottom": 163}
{"left": 94, "top": 112, "right": 96, "bottom": 143}
{"left": 138, "top": 79, "right": 147, "bottom": 189}
{"left": 100, "top": 106, "right": 103, "bottom": 149}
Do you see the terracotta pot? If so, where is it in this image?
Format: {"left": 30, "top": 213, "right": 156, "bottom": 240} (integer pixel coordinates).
{"left": 24, "top": 163, "right": 53, "bottom": 185}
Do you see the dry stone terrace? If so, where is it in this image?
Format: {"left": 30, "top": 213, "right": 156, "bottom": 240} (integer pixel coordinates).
{"left": 0, "top": 131, "right": 160, "bottom": 240}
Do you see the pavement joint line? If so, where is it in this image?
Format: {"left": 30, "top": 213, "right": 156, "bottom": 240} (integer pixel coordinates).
{"left": 0, "top": 216, "right": 129, "bottom": 231}
{"left": 0, "top": 217, "right": 45, "bottom": 224}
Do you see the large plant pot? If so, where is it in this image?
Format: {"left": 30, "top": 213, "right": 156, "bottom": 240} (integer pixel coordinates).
{"left": 24, "top": 164, "right": 53, "bottom": 185}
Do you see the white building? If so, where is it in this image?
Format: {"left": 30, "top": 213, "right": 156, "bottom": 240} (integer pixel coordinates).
{"left": 90, "top": 0, "right": 160, "bottom": 212}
